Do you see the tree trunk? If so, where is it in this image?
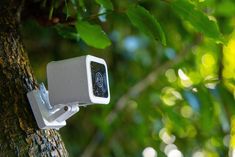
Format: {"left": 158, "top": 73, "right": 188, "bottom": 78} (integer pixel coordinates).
{"left": 0, "top": 0, "right": 68, "bottom": 156}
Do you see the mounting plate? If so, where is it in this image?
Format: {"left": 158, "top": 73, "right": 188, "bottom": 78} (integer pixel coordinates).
{"left": 27, "top": 90, "right": 66, "bottom": 130}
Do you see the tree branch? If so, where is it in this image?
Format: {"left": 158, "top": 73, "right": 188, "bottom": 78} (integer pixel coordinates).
{"left": 81, "top": 36, "right": 202, "bottom": 157}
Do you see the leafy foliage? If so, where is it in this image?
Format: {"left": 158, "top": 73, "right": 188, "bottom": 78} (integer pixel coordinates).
{"left": 126, "top": 5, "right": 166, "bottom": 45}
{"left": 22, "top": 0, "right": 235, "bottom": 156}
{"left": 75, "top": 20, "right": 111, "bottom": 49}
{"left": 170, "top": 0, "right": 224, "bottom": 43}
{"left": 55, "top": 24, "right": 79, "bottom": 40}
{"left": 95, "top": 0, "right": 113, "bottom": 10}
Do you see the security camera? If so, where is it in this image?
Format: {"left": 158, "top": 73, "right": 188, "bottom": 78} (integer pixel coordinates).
{"left": 27, "top": 55, "right": 110, "bottom": 129}
{"left": 47, "top": 55, "right": 110, "bottom": 106}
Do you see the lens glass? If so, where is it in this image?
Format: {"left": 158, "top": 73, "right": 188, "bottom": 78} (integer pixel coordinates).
{"left": 91, "top": 61, "right": 108, "bottom": 98}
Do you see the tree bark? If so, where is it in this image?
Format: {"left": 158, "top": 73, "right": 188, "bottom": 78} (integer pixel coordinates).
{"left": 0, "top": 0, "right": 68, "bottom": 156}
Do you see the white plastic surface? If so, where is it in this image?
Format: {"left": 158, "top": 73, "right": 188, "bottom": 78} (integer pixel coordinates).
{"left": 27, "top": 90, "right": 66, "bottom": 129}
{"left": 47, "top": 55, "right": 110, "bottom": 106}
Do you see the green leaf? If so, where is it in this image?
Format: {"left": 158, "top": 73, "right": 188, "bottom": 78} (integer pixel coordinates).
{"left": 55, "top": 25, "right": 80, "bottom": 40}
{"left": 196, "top": 87, "right": 215, "bottom": 135}
{"left": 126, "top": 5, "right": 166, "bottom": 46}
{"left": 95, "top": 0, "right": 113, "bottom": 10}
{"left": 171, "top": 0, "right": 224, "bottom": 43}
{"left": 76, "top": 20, "right": 111, "bottom": 49}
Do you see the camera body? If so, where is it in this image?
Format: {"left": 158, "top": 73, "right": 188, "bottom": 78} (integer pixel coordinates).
{"left": 27, "top": 55, "right": 110, "bottom": 129}
{"left": 47, "top": 55, "right": 110, "bottom": 106}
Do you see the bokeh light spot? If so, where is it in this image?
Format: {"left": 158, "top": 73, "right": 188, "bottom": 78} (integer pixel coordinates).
{"left": 201, "top": 53, "right": 215, "bottom": 67}
{"left": 178, "top": 69, "right": 189, "bottom": 81}
{"left": 159, "top": 128, "right": 176, "bottom": 144}
{"left": 192, "top": 151, "right": 204, "bottom": 157}
{"left": 167, "top": 149, "right": 183, "bottom": 157}
{"left": 164, "top": 144, "right": 177, "bottom": 155}
{"left": 161, "top": 87, "right": 182, "bottom": 106}
{"left": 165, "top": 69, "right": 177, "bottom": 83}
{"left": 142, "top": 147, "right": 157, "bottom": 157}
{"left": 178, "top": 69, "right": 193, "bottom": 87}
{"left": 180, "top": 105, "right": 193, "bottom": 118}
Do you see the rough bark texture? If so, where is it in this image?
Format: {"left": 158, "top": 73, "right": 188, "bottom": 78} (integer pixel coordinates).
{"left": 0, "top": 0, "right": 68, "bottom": 156}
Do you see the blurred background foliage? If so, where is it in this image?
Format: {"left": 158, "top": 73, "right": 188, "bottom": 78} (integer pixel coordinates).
{"left": 21, "top": 0, "right": 235, "bottom": 156}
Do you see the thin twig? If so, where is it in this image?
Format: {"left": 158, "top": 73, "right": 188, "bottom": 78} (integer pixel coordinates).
{"left": 87, "top": 11, "right": 110, "bottom": 20}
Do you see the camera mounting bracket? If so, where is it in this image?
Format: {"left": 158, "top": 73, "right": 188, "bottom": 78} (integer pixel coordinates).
{"left": 27, "top": 83, "right": 79, "bottom": 130}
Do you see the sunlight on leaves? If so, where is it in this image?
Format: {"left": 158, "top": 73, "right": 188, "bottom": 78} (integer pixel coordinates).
{"left": 223, "top": 30, "right": 235, "bottom": 97}
{"left": 171, "top": 0, "right": 224, "bottom": 43}
{"left": 161, "top": 87, "right": 182, "bottom": 106}
{"left": 178, "top": 69, "right": 193, "bottom": 87}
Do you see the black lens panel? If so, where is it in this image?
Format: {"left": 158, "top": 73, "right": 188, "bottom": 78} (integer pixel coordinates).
{"left": 91, "top": 61, "right": 108, "bottom": 98}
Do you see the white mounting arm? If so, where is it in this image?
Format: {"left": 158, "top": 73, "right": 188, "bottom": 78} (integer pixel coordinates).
{"left": 27, "top": 83, "right": 80, "bottom": 130}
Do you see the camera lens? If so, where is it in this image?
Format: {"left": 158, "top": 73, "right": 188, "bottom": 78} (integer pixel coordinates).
{"left": 91, "top": 61, "right": 108, "bottom": 98}
{"left": 95, "top": 72, "right": 104, "bottom": 88}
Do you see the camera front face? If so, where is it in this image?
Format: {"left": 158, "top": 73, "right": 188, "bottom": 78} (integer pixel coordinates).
{"left": 90, "top": 61, "right": 108, "bottom": 98}
{"left": 87, "top": 55, "right": 110, "bottom": 104}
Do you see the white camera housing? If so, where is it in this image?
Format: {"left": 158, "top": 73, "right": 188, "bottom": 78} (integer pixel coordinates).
{"left": 47, "top": 55, "right": 110, "bottom": 106}
{"left": 27, "top": 55, "right": 110, "bottom": 129}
